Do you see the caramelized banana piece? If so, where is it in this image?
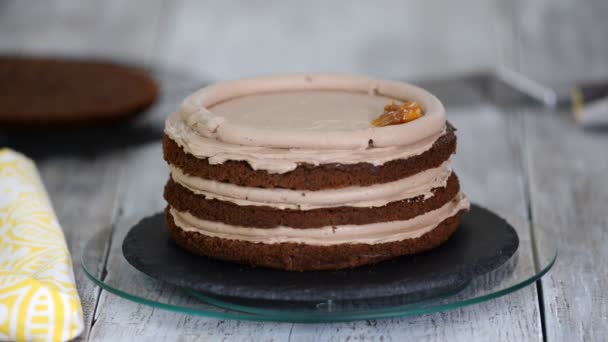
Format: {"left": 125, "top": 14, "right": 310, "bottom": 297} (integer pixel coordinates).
{"left": 371, "top": 101, "right": 423, "bottom": 127}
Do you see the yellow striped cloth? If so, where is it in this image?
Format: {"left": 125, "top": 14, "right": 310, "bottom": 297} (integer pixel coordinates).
{"left": 0, "top": 149, "right": 83, "bottom": 342}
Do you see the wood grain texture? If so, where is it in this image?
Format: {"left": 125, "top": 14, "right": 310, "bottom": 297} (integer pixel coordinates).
{"left": 38, "top": 152, "right": 125, "bottom": 341}
{"left": 523, "top": 109, "right": 608, "bottom": 341}
{"left": 515, "top": 1, "right": 608, "bottom": 339}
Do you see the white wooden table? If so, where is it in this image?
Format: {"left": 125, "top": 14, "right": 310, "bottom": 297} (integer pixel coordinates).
{"left": 1, "top": 1, "right": 607, "bottom": 341}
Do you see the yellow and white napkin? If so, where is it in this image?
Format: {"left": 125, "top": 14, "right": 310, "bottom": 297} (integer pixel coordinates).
{"left": 0, "top": 149, "right": 83, "bottom": 342}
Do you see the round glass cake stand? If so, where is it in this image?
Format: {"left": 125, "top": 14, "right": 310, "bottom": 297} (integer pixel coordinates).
{"left": 82, "top": 225, "right": 556, "bottom": 323}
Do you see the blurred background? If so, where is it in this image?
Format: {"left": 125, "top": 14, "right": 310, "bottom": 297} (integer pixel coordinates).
{"left": 2, "top": 0, "right": 607, "bottom": 85}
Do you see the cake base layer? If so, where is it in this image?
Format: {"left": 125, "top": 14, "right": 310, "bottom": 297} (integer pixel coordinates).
{"left": 165, "top": 208, "right": 465, "bottom": 271}
{"left": 163, "top": 124, "right": 456, "bottom": 191}
{"left": 164, "top": 173, "right": 460, "bottom": 228}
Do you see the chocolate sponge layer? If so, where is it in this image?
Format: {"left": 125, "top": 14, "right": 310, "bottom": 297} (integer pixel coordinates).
{"left": 164, "top": 173, "right": 460, "bottom": 228}
{"left": 163, "top": 123, "right": 456, "bottom": 191}
{"left": 0, "top": 56, "right": 158, "bottom": 125}
{"left": 165, "top": 207, "right": 465, "bottom": 271}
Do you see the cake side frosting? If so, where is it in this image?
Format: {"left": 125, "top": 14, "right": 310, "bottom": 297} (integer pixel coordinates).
{"left": 169, "top": 161, "right": 452, "bottom": 210}
{"left": 165, "top": 111, "right": 446, "bottom": 174}
{"left": 169, "top": 193, "right": 469, "bottom": 246}
{"left": 162, "top": 126, "right": 457, "bottom": 190}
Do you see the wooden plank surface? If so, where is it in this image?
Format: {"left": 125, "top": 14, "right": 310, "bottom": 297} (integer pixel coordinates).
{"left": 515, "top": 0, "right": 608, "bottom": 339}
{"left": 38, "top": 153, "right": 125, "bottom": 341}
{"left": 87, "top": 101, "right": 543, "bottom": 341}
{"left": 523, "top": 109, "right": 608, "bottom": 341}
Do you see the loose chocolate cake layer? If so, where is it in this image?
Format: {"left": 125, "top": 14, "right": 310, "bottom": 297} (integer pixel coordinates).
{"left": 163, "top": 124, "right": 456, "bottom": 191}
{"left": 165, "top": 208, "right": 465, "bottom": 271}
{"left": 164, "top": 173, "right": 460, "bottom": 228}
{"left": 0, "top": 56, "right": 158, "bottom": 125}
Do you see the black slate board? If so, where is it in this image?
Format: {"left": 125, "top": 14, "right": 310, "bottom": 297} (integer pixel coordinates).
{"left": 123, "top": 204, "right": 518, "bottom": 301}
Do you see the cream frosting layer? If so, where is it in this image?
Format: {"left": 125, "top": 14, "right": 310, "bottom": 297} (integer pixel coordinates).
{"left": 170, "top": 161, "right": 452, "bottom": 210}
{"left": 169, "top": 192, "right": 470, "bottom": 246}
{"left": 164, "top": 74, "right": 447, "bottom": 174}
{"left": 165, "top": 110, "right": 446, "bottom": 174}
{"left": 211, "top": 90, "right": 396, "bottom": 131}
{"left": 176, "top": 74, "right": 446, "bottom": 150}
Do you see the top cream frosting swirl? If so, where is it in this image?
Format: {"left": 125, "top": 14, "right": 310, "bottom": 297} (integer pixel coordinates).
{"left": 165, "top": 74, "right": 447, "bottom": 173}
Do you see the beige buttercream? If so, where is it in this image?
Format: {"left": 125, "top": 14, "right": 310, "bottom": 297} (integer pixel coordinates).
{"left": 165, "top": 110, "right": 446, "bottom": 174}
{"left": 177, "top": 74, "right": 446, "bottom": 149}
{"left": 211, "top": 90, "right": 397, "bottom": 131}
{"left": 169, "top": 192, "right": 469, "bottom": 245}
{"left": 165, "top": 74, "right": 447, "bottom": 174}
{"left": 170, "top": 161, "right": 452, "bottom": 210}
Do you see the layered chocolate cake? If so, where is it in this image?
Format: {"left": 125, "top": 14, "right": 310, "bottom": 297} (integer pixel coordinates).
{"left": 163, "top": 74, "right": 469, "bottom": 271}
